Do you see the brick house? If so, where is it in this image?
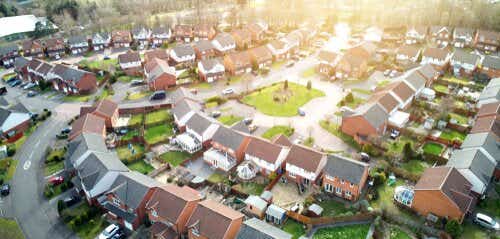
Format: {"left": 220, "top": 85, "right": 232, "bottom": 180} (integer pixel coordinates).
{"left": 322, "top": 154, "right": 369, "bottom": 201}
{"left": 13, "top": 57, "right": 30, "bottom": 81}
{"left": 341, "top": 102, "right": 388, "bottom": 144}
{"left": 169, "top": 44, "right": 196, "bottom": 68}
{"left": 450, "top": 49, "right": 481, "bottom": 76}
{"left": 144, "top": 58, "right": 177, "bottom": 90}
{"left": 203, "top": 126, "right": 250, "bottom": 172}
{"left": 91, "top": 99, "right": 119, "bottom": 128}
{"left": 186, "top": 199, "right": 244, "bottom": 239}
{"left": 416, "top": 64, "right": 441, "bottom": 87}
{"left": 22, "top": 39, "right": 44, "bottom": 58}
{"left": 151, "top": 26, "right": 171, "bottom": 47}
{"left": 212, "top": 33, "right": 236, "bottom": 56}
{"left": 198, "top": 58, "right": 225, "bottom": 82}
{"left": 102, "top": 171, "right": 161, "bottom": 231}
{"left": 480, "top": 56, "right": 500, "bottom": 78}
{"left": 247, "top": 22, "right": 268, "bottom": 42}
{"left": 0, "top": 44, "right": 19, "bottom": 68}
{"left": 396, "top": 45, "right": 421, "bottom": 63}
{"left": 112, "top": 30, "right": 132, "bottom": 48}
{"left": 26, "top": 58, "right": 52, "bottom": 83}
{"left": 146, "top": 184, "right": 203, "bottom": 239}
{"left": 429, "top": 26, "right": 451, "bottom": 47}
{"left": 193, "top": 40, "right": 216, "bottom": 61}
{"left": 231, "top": 29, "right": 253, "bottom": 50}
{"left": 452, "top": 28, "right": 475, "bottom": 48}
{"left": 44, "top": 38, "right": 66, "bottom": 59}
{"left": 421, "top": 47, "right": 451, "bottom": 68}
{"left": 318, "top": 50, "right": 339, "bottom": 77}
{"left": 118, "top": 51, "right": 142, "bottom": 76}
{"left": 0, "top": 107, "right": 31, "bottom": 140}
{"left": 244, "top": 137, "right": 289, "bottom": 176}
{"left": 47, "top": 64, "right": 97, "bottom": 95}
{"left": 223, "top": 51, "right": 252, "bottom": 75}
{"left": 285, "top": 144, "right": 327, "bottom": 187}
{"left": 405, "top": 26, "right": 427, "bottom": 45}
{"left": 171, "top": 98, "right": 201, "bottom": 133}
{"left": 249, "top": 46, "right": 272, "bottom": 70}
{"left": 174, "top": 25, "right": 193, "bottom": 43}
{"left": 193, "top": 24, "right": 216, "bottom": 42}
{"left": 69, "top": 113, "right": 106, "bottom": 141}
{"left": 92, "top": 32, "right": 111, "bottom": 51}
{"left": 266, "top": 40, "right": 289, "bottom": 61}
{"left": 132, "top": 27, "right": 151, "bottom": 47}
{"left": 67, "top": 35, "right": 89, "bottom": 55}
{"left": 178, "top": 113, "right": 219, "bottom": 153}
{"left": 474, "top": 30, "right": 499, "bottom": 52}
{"left": 412, "top": 166, "right": 475, "bottom": 223}
{"left": 335, "top": 52, "right": 369, "bottom": 79}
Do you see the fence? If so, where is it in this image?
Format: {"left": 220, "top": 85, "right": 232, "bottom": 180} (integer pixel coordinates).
{"left": 118, "top": 103, "right": 171, "bottom": 115}
{"left": 286, "top": 210, "right": 376, "bottom": 229}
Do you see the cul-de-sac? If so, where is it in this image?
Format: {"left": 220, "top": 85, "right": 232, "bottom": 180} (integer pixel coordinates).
{"left": 0, "top": 1, "right": 499, "bottom": 239}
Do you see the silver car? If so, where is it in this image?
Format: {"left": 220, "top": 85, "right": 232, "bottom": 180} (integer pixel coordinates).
{"left": 474, "top": 213, "right": 500, "bottom": 230}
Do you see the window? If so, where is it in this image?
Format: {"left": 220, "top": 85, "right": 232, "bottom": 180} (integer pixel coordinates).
{"left": 325, "top": 184, "right": 333, "bottom": 192}
{"left": 350, "top": 183, "right": 354, "bottom": 188}
{"left": 289, "top": 171, "right": 296, "bottom": 178}
{"left": 340, "top": 179, "right": 345, "bottom": 185}
{"left": 346, "top": 191, "right": 352, "bottom": 197}
{"left": 335, "top": 187, "right": 342, "bottom": 194}
{"left": 192, "top": 228, "right": 200, "bottom": 237}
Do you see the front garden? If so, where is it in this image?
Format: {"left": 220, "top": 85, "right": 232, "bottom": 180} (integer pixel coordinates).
{"left": 0, "top": 218, "right": 24, "bottom": 239}
{"left": 60, "top": 203, "right": 108, "bottom": 239}
{"left": 261, "top": 125, "right": 294, "bottom": 139}
{"left": 44, "top": 147, "right": 66, "bottom": 176}
{"left": 242, "top": 82, "right": 324, "bottom": 116}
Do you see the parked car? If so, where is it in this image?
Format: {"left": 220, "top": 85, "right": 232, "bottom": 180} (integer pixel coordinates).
{"left": 474, "top": 213, "right": 500, "bottom": 230}
{"left": 63, "top": 195, "right": 80, "bottom": 207}
{"left": 116, "top": 128, "right": 128, "bottom": 135}
{"left": 298, "top": 108, "right": 306, "bottom": 116}
{"left": 8, "top": 79, "right": 22, "bottom": 87}
{"left": 130, "top": 79, "right": 145, "bottom": 86}
{"left": 211, "top": 111, "right": 221, "bottom": 118}
{"left": 243, "top": 118, "right": 253, "bottom": 125}
{"left": 48, "top": 176, "right": 64, "bottom": 186}
{"left": 103, "top": 56, "right": 110, "bottom": 60}
{"left": 19, "top": 81, "right": 29, "bottom": 88}
{"left": 0, "top": 184, "right": 10, "bottom": 196}
{"left": 61, "top": 127, "right": 72, "bottom": 134}
{"left": 383, "top": 69, "right": 391, "bottom": 76}
{"left": 98, "top": 224, "right": 121, "bottom": 239}
{"left": 248, "top": 124, "right": 258, "bottom": 133}
{"left": 360, "top": 152, "right": 370, "bottom": 162}
{"left": 390, "top": 129, "right": 400, "bottom": 139}
{"left": 5, "top": 76, "right": 16, "bottom": 84}
{"left": 222, "top": 88, "right": 234, "bottom": 95}
{"left": 149, "top": 90, "right": 166, "bottom": 101}
{"left": 23, "top": 82, "right": 36, "bottom": 90}
{"left": 27, "top": 91, "right": 38, "bottom": 97}
{"left": 0, "top": 87, "right": 7, "bottom": 96}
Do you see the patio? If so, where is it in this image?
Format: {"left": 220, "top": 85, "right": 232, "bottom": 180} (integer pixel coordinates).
{"left": 270, "top": 181, "right": 316, "bottom": 211}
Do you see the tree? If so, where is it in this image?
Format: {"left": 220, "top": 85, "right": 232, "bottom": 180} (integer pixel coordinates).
{"left": 445, "top": 220, "right": 463, "bottom": 238}
{"left": 284, "top": 80, "right": 289, "bottom": 90}
{"left": 345, "top": 92, "right": 354, "bottom": 102}
{"left": 402, "top": 142, "right": 413, "bottom": 161}
{"left": 306, "top": 80, "right": 311, "bottom": 90}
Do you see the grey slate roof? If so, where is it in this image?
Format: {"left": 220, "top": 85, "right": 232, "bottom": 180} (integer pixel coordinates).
{"left": 171, "top": 98, "right": 201, "bottom": 120}
{"left": 76, "top": 151, "right": 128, "bottom": 191}
{"left": 9, "top": 102, "right": 30, "bottom": 113}
{"left": 199, "top": 58, "right": 223, "bottom": 72}
{"left": 461, "top": 132, "right": 500, "bottom": 162}
{"left": 0, "top": 44, "right": 18, "bottom": 56}
{"left": 237, "top": 218, "right": 292, "bottom": 239}
{"left": 404, "top": 70, "right": 426, "bottom": 90}
{"left": 169, "top": 87, "right": 197, "bottom": 103}
{"left": 213, "top": 33, "right": 235, "bottom": 47}
{"left": 68, "top": 35, "right": 88, "bottom": 45}
{"left": 172, "top": 44, "right": 195, "bottom": 57}
{"left": 0, "top": 97, "right": 8, "bottom": 107}
{"left": 195, "top": 40, "right": 215, "bottom": 52}
{"left": 107, "top": 171, "right": 161, "bottom": 210}
{"left": 68, "top": 133, "right": 108, "bottom": 166}
{"left": 230, "top": 120, "right": 250, "bottom": 134}
{"left": 324, "top": 154, "right": 369, "bottom": 185}
{"left": 417, "top": 64, "right": 438, "bottom": 79}
{"left": 186, "top": 112, "right": 214, "bottom": 135}
{"left": 482, "top": 56, "right": 500, "bottom": 70}
{"left": 14, "top": 57, "right": 29, "bottom": 70}
{"left": 452, "top": 50, "right": 480, "bottom": 65}
{"left": 0, "top": 108, "right": 11, "bottom": 126}
{"left": 447, "top": 148, "right": 496, "bottom": 185}
{"left": 355, "top": 103, "right": 388, "bottom": 129}
{"left": 212, "top": 126, "right": 246, "bottom": 152}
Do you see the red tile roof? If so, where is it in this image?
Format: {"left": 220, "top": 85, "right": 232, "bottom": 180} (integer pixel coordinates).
{"left": 69, "top": 113, "right": 105, "bottom": 140}
{"left": 94, "top": 99, "right": 118, "bottom": 118}
{"left": 245, "top": 137, "right": 284, "bottom": 164}
{"left": 285, "top": 144, "right": 326, "bottom": 173}
{"left": 187, "top": 199, "right": 243, "bottom": 239}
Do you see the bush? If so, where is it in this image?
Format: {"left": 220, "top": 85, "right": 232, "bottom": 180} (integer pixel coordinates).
{"left": 345, "top": 92, "right": 354, "bottom": 102}
{"left": 372, "top": 172, "right": 386, "bottom": 186}
{"left": 57, "top": 200, "right": 66, "bottom": 215}
{"left": 306, "top": 80, "right": 312, "bottom": 90}
{"left": 6, "top": 145, "right": 16, "bottom": 157}
{"left": 445, "top": 220, "right": 463, "bottom": 238}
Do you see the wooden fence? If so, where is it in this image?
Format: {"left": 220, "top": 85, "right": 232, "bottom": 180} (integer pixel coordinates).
{"left": 286, "top": 210, "right": 376, "bottom": 230}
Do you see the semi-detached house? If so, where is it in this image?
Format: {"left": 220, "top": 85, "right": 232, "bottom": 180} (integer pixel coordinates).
{"left": 285, "top": 144, "right": 327, "bottom": 187}
{"left": 244, "top": 137, "right": 289, "bottom": 176}
{"left": 118, "top": 51, "right": 142, "bottom": 76}
{"left": 322, "top": 154, "right": 369, "bottom": 202}
{"left": 169, "top": 44, "right": 196, "bottom": 68}
{"left": 421, "top": 47, "right": 451, "bottom": 68}
{"left": 212, "top": 33, "right": 236, "bottom": 56}
{"left": 204, "top": 126, "right": 250, "bottom": 172}
{"left": 176, "top": 113, "right": 219, "bottom": 154}
{"left": 405, "top": 26, "right": 427, "bottom": 45}
{"left": 198, "top": 58, "right": 225, "bottom": 83}
{"left": 450, "top": 49, "right": 481, "bottom": 75}
{"left": 171, "top": 98, "right": 202, "bottom": 132}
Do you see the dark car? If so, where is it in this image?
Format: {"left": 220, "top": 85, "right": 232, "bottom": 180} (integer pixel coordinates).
{"left": 61, "top": 127, "right": 72, "bottom": 134}
{"left": 243, "top": 118, "right": 253, "bottom": 125}
{"left": 63, "top": 195, "right": 80, "bottom": 207}
{"left": 0, "top": 87, "right": 7, "bottom": 96}
{"left": 0, "top": 184, "right": 10, "bottom": 196}
{"left": 5, "top": 76, "right": 16, "bottom": 84}
{"left": 149, "top": 90, "right": 166, "bottom": 101}
{"left": 9, "top": 79, "right": 22, "bottom": 87}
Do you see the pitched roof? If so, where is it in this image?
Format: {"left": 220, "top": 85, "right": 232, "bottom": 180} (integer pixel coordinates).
{"left": 227, "top": 51, "right": 252, "bottom": 67}
{"left": 285, "top": 144, "right": 325, "bottom": 173}
{"left": 272, "top": 134, "right": 292, "bottom": 147}
{"left": 0, "top": 44, "right": 18, "bottom": 56}
{"left": 452, "top": 50, "right": 480, "bottom": 65}
{"left": 417, "top": 64, "right": 439, "bottom": 80}
{"left": 146, "top": 184, "right": 202, "bottom": 224}
{"left": 186, "top": 113, "right": 215, "bottom": 135}
{"left": 76, "top": 151, "right": 128, "bottom": 193}
{"left": 391, "top": 81, "right": 415, "bottom": 102}
{"left": 407, "top": 26, "right": 427, "bottom": 35}
{"left": 482, "top": 56, "right": 500, "bottom": 70}
{"left": 187, "top": 199, "right": 244, "bottom": 239}
{"left": 170, "top": 87, "right": 197, "bottom": 103}
{"left": 250, "top": 46, "right": 272, "bottom": 62}
{"left": 231, "top": 29, "right": 252, "bottom": 40}
{"left": 198, "top": 58, "right": 224, "bottom": 73}
{"left": 118, "top": 51, "right": 141, "bottom": 64}
{"left": 268, "top": 40, "right": 286, "bottom": 51}
{"left": 144, "top": 49, "right": 169, "bottom": 62}
{"left": 430, "top": 26, "right": 450, "bottom": 35}
{"left": 107, "top": 171, "right": 161, "bottom": 210}
{"left": 172, "top": 44, "right": 195, "bottom": 57}
{"left": 447, "top": 148, "right": 496, "bottom": 185}
{"left": 318, "top": 50, "right": 338, "bottom": 63}
{"left": 476, "top": 102, "right": 500, "bottom": 118}
{"left": 354, "top": 102, "right": 389, "bottom": 129}
{"left": 341, "top": 52, "right": 366, "bottom": 68}
{"left": 404, "top": 70, "right": 427, "bottom": 91}
{"left": 470, "top": 115, "right": 500, "bottom": 137}
{"left": 194, "top": 40, "right": 215, "bottom": 52}
{"left": 461, "top": 132, "right": 499, "bottom": 162}
{"left": 415, "top": 166, "right": 473, "bottom": 214}
{"left": 375, "top": 92, "right": 400, "bottom": 113}
{"left": 70, "top": 113, "right": 105, "bottom": 139}
{"left": 172, "top": 98, "right": 201, "bottom": 120}
{"left": 213, "top": 33, "right": 235, "bottom": 47}
{"left": 324, "top": 154, "right": 369, "bottom": 185}
{"left": 245, "top": 137, "right": 284, "bottom": 164}
{"left": 67, "top": 35, "right": 88, "bottom": 45}
{"left": 146, "top": 58, "right": 176, "bottom": 82}
{"left": 212, "top": 126, "right": 247, "bottom": 152}
{"left": 476, "top": 30, "right": 499, "bottom": 43}
{"left": 14, "top": 56, "right": 29, "bottom": 70}
{"left": 68, "top": 133, "right": 108, "bottom": 166}
{"left": 422, "top": 47, "right": 449, "bottom": 61}
{"left": 237, "top": 218, "right": 292, "bottom": 239}
{"left": 397, "top": 45, "right": 420, "bottom": 57}
{"left": 94, "top": 99, "right": 118, "bottom": 118}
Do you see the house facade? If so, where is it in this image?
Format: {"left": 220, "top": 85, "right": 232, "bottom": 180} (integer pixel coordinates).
{"left": 318, "top": 50, "right": 339, "bottom": 76}
{"left": 231, "top": 29, "right": 253, "bottom": 50}
{"left": 450, "top": 50, "right": 481, "bottom": 76}
{"left": 285, "top": 145, "right": 327, "bottom": 187}
{"left": 224, "top": 51, "right": 252, "bottom": 75}
{"left": 67, "top": 35, "right": 89, "bottom": 55}
{"left": 480, "top": 56, "right": 500, "bottom": 78}
{"left": 266, "top": 40, "right": 289, "bottom": 61}
{"left": 193, "top": 40, "right": 216, "bottom": 61}
{"left": 396, "top": 45, "right": 421, "bottom": 63}
{"left": 474, "top": 30, "right": 499, "bottom": 52}
{"left": 249, "top": 46, "right": 272, "bottom": 70}
{"left": 118, "top": 51, "right": 142, "bottom": 76}
{"left": 322, "top": 154, "right": 369, "bottom": 201}
{"left": 429, "top": 26, "right": 451, "bottom": 47}
{"left": 212, "top": 33, "right": 236, "bottom": 56}
{"left": 421, "top": 47, "right": 451, "bottom": 67}
{"left": 44, "top": 38, "right": 66, "bottom": 59}
{"left": 198, "top": 58, "right": 225, "bottom": 83}
{"left": 405, "top": 26, "right": 427, "bottom": 45}
{"left": 92, "top": 32, "right": 111, "bottom": 51}
{"left": 174, "top": 25, "right": 193, "bottom": 43}
{"left": 193, "top": 24, "right": 216, "bottom": 42}
{"left": 0, "top": 44, "right": 19, "bottom": 67}
{"left": 169, "top": 44, "right": 196, "bottom": 68}
{"left": 144, "top": 58, "right": 177, "bottom": 90}
{"left": 22, "top": 39, "right": 44, "bottom": 58}
{"left": 244, "top": 137, "right": 289, "bottom": 176}
{"left": 186, "top": 200, "right": 244, "bottom": 239}
{"left": 203, "top": 126, "right": 250, "bottom": 172}
{"left": 151, "top": 27, "right": 171, "bottom": 47}
{"left": 453, "top": 28, "right": 475, "bottom": 48}
{"left": 132, "top": 27, "right": 151, "bottom": 47}
{"left": 112, "top": 30, "right": 132, "bottom": 48}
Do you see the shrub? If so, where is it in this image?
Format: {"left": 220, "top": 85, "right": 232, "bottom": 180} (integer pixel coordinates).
{"left": 68, "top": 220, "right": 76, "bottom": 230}
{"left": 74, "top": 215, "right": 82, "bottom": 225}
{"left": 445, "top": 220, "right": 463, "bottom": 238}
{"left": 167, "top": 176, "right": 174, "bottom": 183}
{"left": 57, "top": 200, "right": 66, "bottom": 215}
{"left": 6, "top": 145, "right": 16, "bottom": 157}
{"left": 345, "top": 92, "right": 354, "bottom": 102}
{"left": 372, "top": 172, "right": 386, "bottom": 186}
{"left": 306, "top": 80, "right": 312, "bottom": 90}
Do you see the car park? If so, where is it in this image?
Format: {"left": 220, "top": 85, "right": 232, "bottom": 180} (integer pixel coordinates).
{"left": 222, "top": 88, "right": 234, "bottom": 95}
{"left": 0, "top": 184, "right": 10, "bottom": 196}
{"left": 98, "top": 224, "right": 121, "bottom": 239}
{"left": 474, "top": 213, "right": 500, "bottom": 230}
{"left": 149, "top": 90, "right": 166, "bottom": 101}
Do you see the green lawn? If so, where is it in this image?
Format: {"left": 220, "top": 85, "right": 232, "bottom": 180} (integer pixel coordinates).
{"left": 207, "top": 172, "right": 230, "bottom": 185}
{"left": 401, "top": 160, "right": 429, "bottom": 175}
{"left": 129, "top": 114, "right": 144, "bottom": 126}
{"left": 303, "top": 137, "right": 314, "bottom": 147}
{"left": 385, "top": 136, "right": 414, "bottom": 155}
{"left": 283, "top": 220, "right": 306, "bottom": 239}
{"left": 261, "top": 126, "right": 294, "bottom": 139}
{"left": 389, "top": 227, "right": 412, "bottom": 239}
{"left": 439, "top": 130, "right": 466, "bottom": 142}
{"left": 63, "top": 94, "right": 92, "bottom": 102}
{"left": 145, "top": 110, "right": 170, "bottom": 125}
{"left": 79, "top": 58, "right": 118, "bottom": 71}
{"left": 44, "top": 160, "right": 64, "bottom": 176}
{"left": 160, "top": 151, "right": 192, "bottom": 166}
{"left": 242, "top": 82, "right": 325, "bottom": 116}
{"left": 313, "top": 224, "right": 370, "bottom": 239}
{"left": 449, "top": 113, "right": 469, "bottom": 125}
{"left": 127, "top": 91, "right": 152, "bottom": 100}
{"left": 351, "top": 88, "right": 372, "bottom": 95}
{"left": 62, "top": 203, "right": 109, "bottom": 239}
{"left": 117, "top": 75, "right": 137, "bottom": 82}
{"left": 228, "top": 75, "right": 243, "bottom": 84}
{"left": 232, "top": 182, "right": 265, "bottom": 195}
{"left": 442, "top": 76, "right": 470, "bottom": 85}
{"left": 0, "top": 158, "right": 18, "bottom": 182}
{"left": 433, "top": 84, "right": 449, "bottom": 94}
{"left": 271, "top": 60, "right": 286, "bottom": 69}
{"left": 128, "top": 160, "right": 154, "bottom": 175}
{"left": 371, "top": 179, "right": 415, "bottom": 220}
{"left": 122, "top": 129, "right": 139, "bottom": 141}
{"left": 116, "top": 144, "right": 145, "bottom": 162}
{"left": 301, "top": 67, "right": 317, "bottom": 78}
{"left": 144, "top": 124, "right": 173, "bottom": 144}
{"left": 317, "top": 200, "right": 355, "bottom": 217}
{"left": 0, "top": 218, "right": 25, "bottom": 239}
{"left": 218, "top": 115, "right": 243, "bottom": 126}
{"left": 422, "top": 142, "right": 444, "bottom": 156}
